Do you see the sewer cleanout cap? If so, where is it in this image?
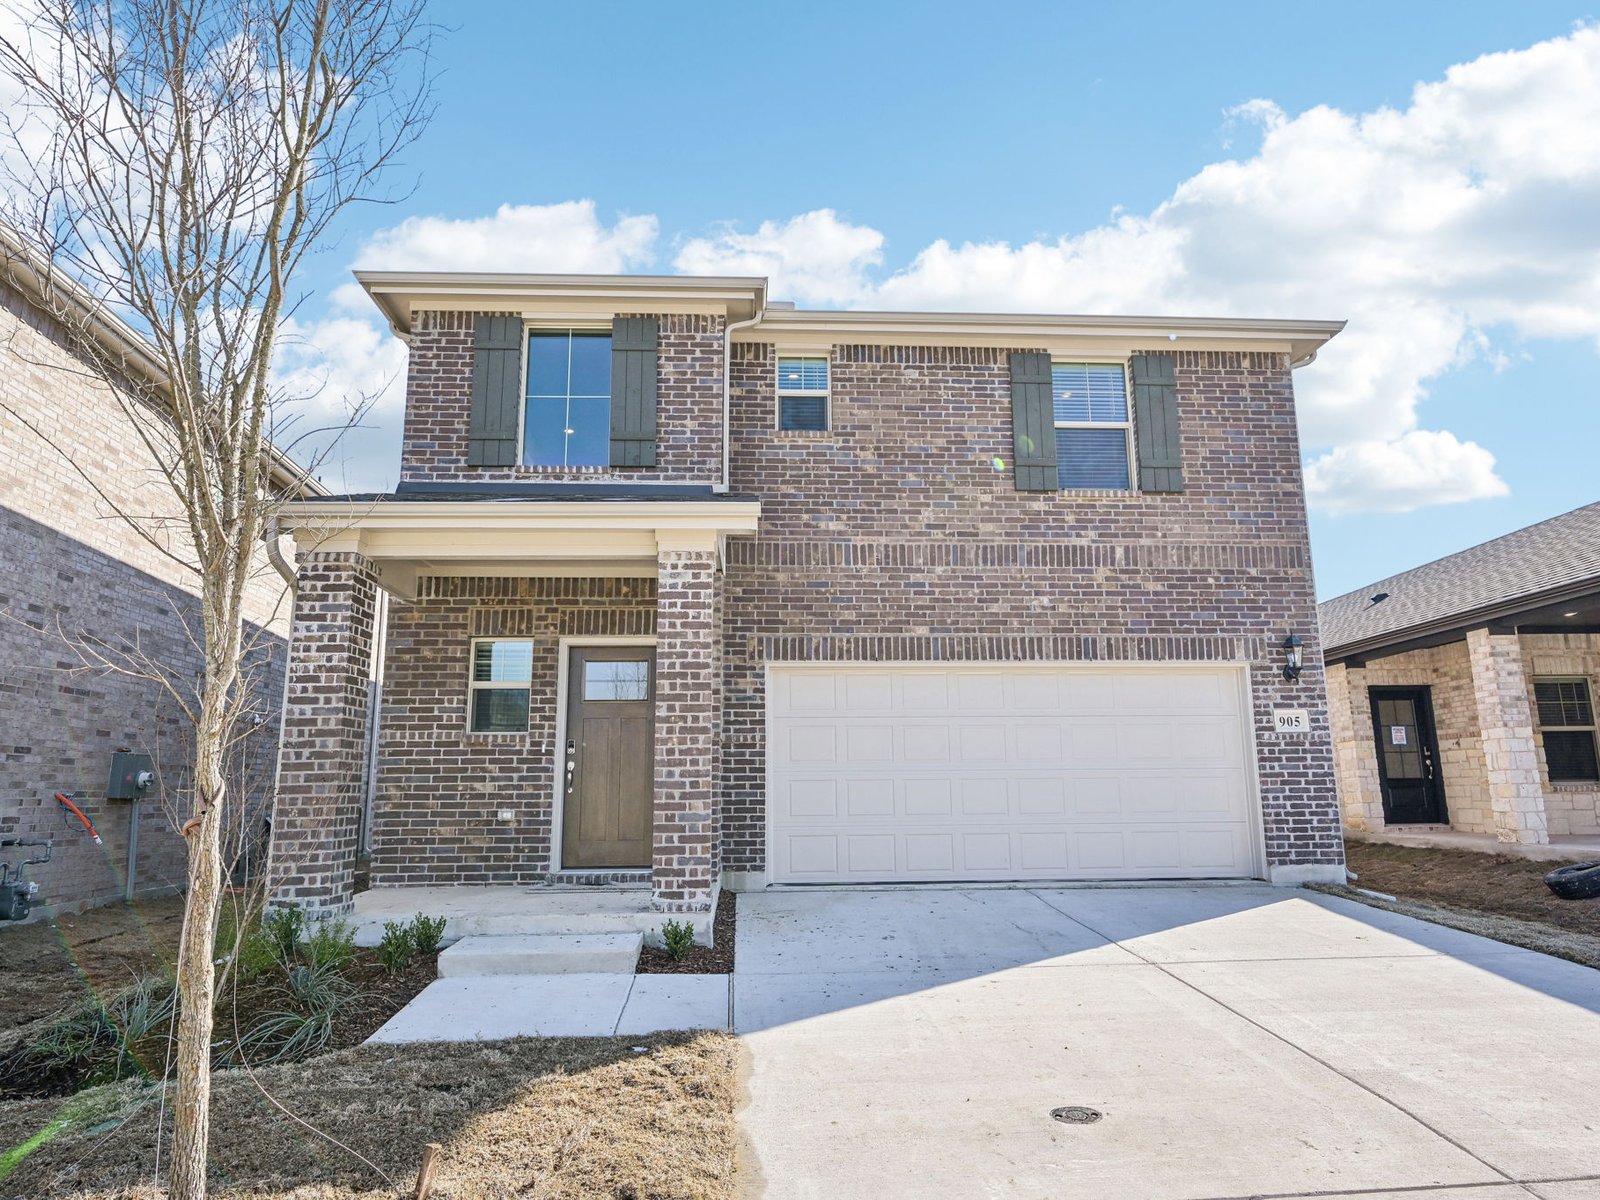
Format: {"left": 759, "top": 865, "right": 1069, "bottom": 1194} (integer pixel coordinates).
{"left": 1050, "top": 1106, "right": 1103, "bottom": 1125}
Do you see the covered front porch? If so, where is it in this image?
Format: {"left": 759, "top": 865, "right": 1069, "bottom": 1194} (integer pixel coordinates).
{"left": 265, "top": 489, "right": 759, "bottom": 925}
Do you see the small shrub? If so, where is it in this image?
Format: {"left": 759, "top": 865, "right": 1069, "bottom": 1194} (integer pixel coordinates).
{"left": 377, "top": 920, "right": 414, "bottom": 974}
{"left": 262, "top": 906, "right": 305, "bottom": 963}
{"left": 408, "top": 912, "right": 447, "bottom": 955}
{"left": 283, "top": 959, "right": 354, "bottom": 1011}
{"left": 217, "top": 901, "right": 277, "bottom": 982}
{"left": 302, "top": 918, "right": 356, "bottom": 972}
{"left": 660, "top": 918, "right": 696, "bottom": 962}
{"left": 30, "top": 976, "right": 175, "bottom": 1086}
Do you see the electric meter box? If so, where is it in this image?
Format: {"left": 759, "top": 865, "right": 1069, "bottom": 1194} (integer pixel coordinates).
{"left": 107, "top": 751, "right": 154, "bottom": 800}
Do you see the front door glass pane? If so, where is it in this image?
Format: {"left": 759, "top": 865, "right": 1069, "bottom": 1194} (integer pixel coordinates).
{"left": 583, "top": 659, "right": 650, "bottom": 701}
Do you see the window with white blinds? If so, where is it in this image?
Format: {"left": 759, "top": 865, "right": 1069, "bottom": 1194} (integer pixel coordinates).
{"left": 1535, "top": 677, "right": 1600, "bottom": 782}
{"left": 778, "top": 356, "right": 829, "bottom": 431}
{"left": 1052, "top": 362, "right": 1132, "bottom": 490}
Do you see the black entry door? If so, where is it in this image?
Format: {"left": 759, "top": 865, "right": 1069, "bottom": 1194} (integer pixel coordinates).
{"left": 1369, "top": 686, "right": 1447, "bottom": 824}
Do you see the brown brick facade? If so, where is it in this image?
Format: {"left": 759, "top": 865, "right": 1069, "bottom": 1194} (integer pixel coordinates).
{"left": 400, "top": 311, "right": 724, "bottom": 484}
{"left": 272, "top": 302, "right": 1345, "bottom": 914}
{"left": 1, "top": 275, "right": 289, "bottom": 915}
{"left": 267, "top": 552, "right": 378, "bottom": 912}
{"left": 720, "top": 342, "right": 1340, "bottom": 878}
{"left": 372, "top": 576, "right": 655, "bottom": 887}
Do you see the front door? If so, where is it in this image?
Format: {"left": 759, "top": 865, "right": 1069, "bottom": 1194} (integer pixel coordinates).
{"left": 562, "top": 647, "right": 655, "bottom": 868}
{"left": 1369, "top": 686, "right": 1447, "bottom": 824}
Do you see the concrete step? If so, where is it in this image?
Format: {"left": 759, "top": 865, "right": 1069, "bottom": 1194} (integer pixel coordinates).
{"left": 437, "top": 932, "right": 643, "bottom": 977}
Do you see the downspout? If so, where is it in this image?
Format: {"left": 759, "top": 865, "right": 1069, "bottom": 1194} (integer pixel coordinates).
{"left": 717, "top": 300, "right": 767, "bottom": 494}
{"left": 263, "top": 513, "right": 298, "bottom": 591}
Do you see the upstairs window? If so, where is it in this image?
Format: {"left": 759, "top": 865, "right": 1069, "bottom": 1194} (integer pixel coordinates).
{"left": 1535, "top": 677, "right": 1600, "bottom": 782}
{"left": 468, "top": 639, "right": 533, "bottom": 733}
{"left": 1052, "top": 362, "right": 1131, "bottom": 490}
{"left": 777, "top": 355, "right": 829, "bottom": 431}
{"left": 524, "top": 329, "right": 611, "bottom": 467}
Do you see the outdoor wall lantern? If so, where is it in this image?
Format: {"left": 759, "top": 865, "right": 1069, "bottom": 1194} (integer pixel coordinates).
{"left": 1281, "top": 632, "right": 1304, "bottom": 682}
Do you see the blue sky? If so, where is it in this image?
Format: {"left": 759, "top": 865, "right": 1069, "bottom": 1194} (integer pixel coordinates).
{"left": 281, "top": 1, "right": 1600, "bottom": 601}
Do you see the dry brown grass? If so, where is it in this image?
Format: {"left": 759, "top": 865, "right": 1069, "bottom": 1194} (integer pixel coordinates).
{"left": 1, "top": 1031, "right": 741, "bottom": 1199}
{"left": 1318, "top": 841, "right": 1600, "bottom": 969}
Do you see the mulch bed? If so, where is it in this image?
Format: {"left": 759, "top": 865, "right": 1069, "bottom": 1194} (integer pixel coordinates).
{"left": 0, "top": 898, "right": 438, "bottom": 1102}
{"left": 0, "top": 1031, "right": 742, "bottom": 1199}
{"left": 638, "top": 888, "right": 735, "bottom": 974}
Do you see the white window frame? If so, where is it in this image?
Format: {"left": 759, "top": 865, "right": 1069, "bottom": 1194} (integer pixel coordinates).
{"left": 519, "top": 322, "right": 613, "bottom": 469}
{"left": 1051, "top": 359, "right": 1135, "bottom": 492}
{"left": 775, "top": 352, "right": 831, "bottom": 432}
{"left": 1534, "top": 674, "right": 1600, "bottom": 783}
{"left": 467, "top": 637, "right": 534, "bottom": 735}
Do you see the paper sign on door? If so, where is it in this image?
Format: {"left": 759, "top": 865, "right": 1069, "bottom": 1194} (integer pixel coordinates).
{"left": 1390, "top": 725, "right": 1408, "bottom": 746}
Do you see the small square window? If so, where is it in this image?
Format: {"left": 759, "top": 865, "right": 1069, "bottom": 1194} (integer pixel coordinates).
{"left": 583, "top": 659, "right": 650, "bottom": 702}
{"left": 1535, "top": 677, "right": 1600, "bottom": 782}
{"left": 1052, "top": 362, "right": 1131, "bottom": 490}
{"left": 778, "top": 356, "right": 829, "bottom": 431}
{"left": 468, "top": 638, "right": 533, "bottom": 733}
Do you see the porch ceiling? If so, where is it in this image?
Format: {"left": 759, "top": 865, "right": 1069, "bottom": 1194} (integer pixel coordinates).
{"left": 279, "top": 497, "right": 761, "bottom": 598}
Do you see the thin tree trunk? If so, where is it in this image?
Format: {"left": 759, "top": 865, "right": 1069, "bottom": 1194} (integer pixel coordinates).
{"left": 170, "top": 649, "right": 235, "bottom": 1200}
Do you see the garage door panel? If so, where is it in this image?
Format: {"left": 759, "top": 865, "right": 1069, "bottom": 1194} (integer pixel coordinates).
{"left": 768, "top": 665, "right": 1258, "bottom": 883}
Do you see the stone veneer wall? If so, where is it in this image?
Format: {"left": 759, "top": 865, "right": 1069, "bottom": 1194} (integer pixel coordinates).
{"left": 370, "top": 576, "right": 656, "bottom": 886}
{"left": 720, "top": 342, "right": 1342, "bottom": 881}
{"left": 1326, "top": 645, "right": 1491, "bottom": 834}
{"left": 0, "top": 275, "right": 290, "bottom": 914}
{"left": 1521, "top": 632, "right": 1600, "bottom": 836}
{"left": 399, "top": 311, "right": 724, "bottom": 485}
{"left": 1328, "top": 631, "right": 1600, "bottom": 840}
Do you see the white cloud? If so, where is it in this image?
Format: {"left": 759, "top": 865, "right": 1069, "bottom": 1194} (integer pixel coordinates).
{"left": 285, "top": 25, "right": 1600, "bottom": 513}
{"left": 273, "top": 314, "right": 409, "bottom": 493}
{"left": 669, "top": 25, "right": 1600, "bottom": 514}
{"left": 351, "top": 200, "right": 658, "bottom": 274}
{"left": 1304, "top": 431, "right": 1509, "bottom": 515}
{"left": 674, "top": 209, "right": 883, "bottom": 307}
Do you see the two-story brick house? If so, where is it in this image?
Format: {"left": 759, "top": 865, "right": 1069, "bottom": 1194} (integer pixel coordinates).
{"left": 266, "top": 272, "right": 1346, "bottom": 936}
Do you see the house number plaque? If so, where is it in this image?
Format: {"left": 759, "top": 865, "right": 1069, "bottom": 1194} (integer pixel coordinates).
{"left": 1272, "top": 708, "right": 1310, "bottom": 733}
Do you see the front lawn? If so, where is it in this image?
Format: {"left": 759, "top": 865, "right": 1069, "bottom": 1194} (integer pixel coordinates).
{"left": 1325, "top": 840, "right": 1600, "bottom": 968}
{"left": 0, "top": 1031, "right": 741, "bottom": 1199}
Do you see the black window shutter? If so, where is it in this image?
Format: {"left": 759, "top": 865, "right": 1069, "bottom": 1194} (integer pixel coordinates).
{"left": 1008, "top": 351, "right": 1057, "bottom": 491}
{"left": 1131, "top": 353, "right": 1183, "bottom": 493}
{"left": 468, "top": 315, "right": 522, "bottom": 467}
{"left": 611, "top": 317, "right": 658, "bottom": 467}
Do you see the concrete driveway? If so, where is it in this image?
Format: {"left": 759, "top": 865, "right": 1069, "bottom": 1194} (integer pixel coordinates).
{"left": 733, "top": 885, "right": 1600, "bottom": 1200}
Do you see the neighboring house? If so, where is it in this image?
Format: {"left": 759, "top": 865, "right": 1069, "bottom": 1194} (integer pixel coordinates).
{"left": 266, "top": 271, "right": 1348, "bottom": 929}
{"left": 1320, "top": 502, "right": 1600, "bottom": 847}
{"left": 0, "top": 239, "right": 308, "bottom": 915}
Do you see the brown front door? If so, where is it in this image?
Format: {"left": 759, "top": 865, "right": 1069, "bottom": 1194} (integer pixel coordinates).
{"left": 562, "top": 646, "right": 654, "bottom": 868}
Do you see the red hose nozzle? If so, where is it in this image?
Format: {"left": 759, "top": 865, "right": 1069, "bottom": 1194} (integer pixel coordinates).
{"left": 54, "top": 793, "right": 102, "bottom": 844}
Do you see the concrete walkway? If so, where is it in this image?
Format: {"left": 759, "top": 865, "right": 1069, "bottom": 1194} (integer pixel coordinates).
{"left": 734, "top": 885, "right": 1600, "bottom": 1200}
{"left": 367, "top": 971, "right": 729, "bottom": 1042}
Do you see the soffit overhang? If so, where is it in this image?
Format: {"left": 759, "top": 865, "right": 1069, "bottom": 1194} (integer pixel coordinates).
{"left": 279, "top": 497, "right": 761, "bottom": 600}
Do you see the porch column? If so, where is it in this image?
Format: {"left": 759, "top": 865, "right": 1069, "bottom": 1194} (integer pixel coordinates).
{"left": 1466, "top": 626, "right": 1549, "bottom": 845}
{"left": 268, "top": 550, "right": 380, "bottom": 914}
{"left": 1326, "top": 663, "right": 1383, "bottom": 831}
{"left": 651, "top": 537, "right": 721, "bottom": 914}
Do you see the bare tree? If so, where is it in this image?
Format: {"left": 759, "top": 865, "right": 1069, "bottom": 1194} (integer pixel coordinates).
{"left": 0, "top": 1, "right": 431, "bottom": 1194}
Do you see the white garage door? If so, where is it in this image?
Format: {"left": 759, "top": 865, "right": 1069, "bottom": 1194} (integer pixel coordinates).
{"left": 767, "top": 663, "right": 1259, "bottom": 884}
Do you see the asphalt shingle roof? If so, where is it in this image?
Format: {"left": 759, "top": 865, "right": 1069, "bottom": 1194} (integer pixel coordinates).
{"left": 1318, "top": 502, "right": 1600, "bottom": 654}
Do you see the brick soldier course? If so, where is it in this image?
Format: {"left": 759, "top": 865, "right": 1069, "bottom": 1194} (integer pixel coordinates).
{"left": 269, "top": 273, "right": 1349, "bottom": 923}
